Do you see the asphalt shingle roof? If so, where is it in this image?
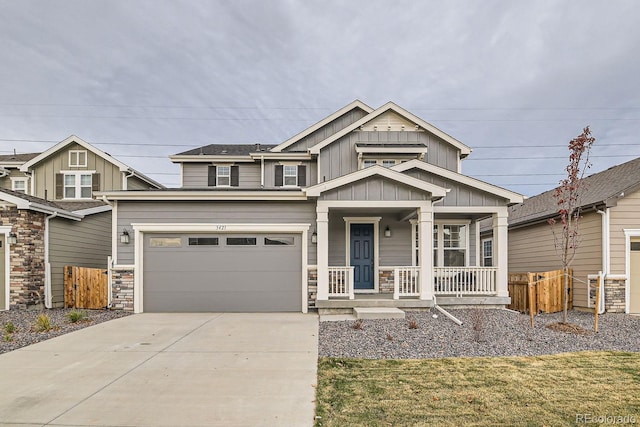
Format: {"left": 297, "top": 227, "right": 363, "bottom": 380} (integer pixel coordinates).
{"left": 0, "top": 189, "right": 108, "bottom": 213}
{"left": 175, "top": 144, "right": 277, "bottom": 156}
{"left": 509, "top": 157, "right": 640, "bottom": 226}
{"left": 0, "top": 153, "right": 40, "bottom": 163}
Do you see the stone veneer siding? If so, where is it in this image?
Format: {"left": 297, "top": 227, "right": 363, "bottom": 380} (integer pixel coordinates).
{"left": 111, "top": 268, "right": 134, "bottom": 311}
{"left": 378, "top": 268, "right": 394, "bottom": 294}
{"left": 588, "top": 275, "right": 626, "bottom": 313}
{"left": 0, "top": 207, "right": 46, "bottom": 309}
{"left": 307, "top": 268, "right": 317, "bottom": 310}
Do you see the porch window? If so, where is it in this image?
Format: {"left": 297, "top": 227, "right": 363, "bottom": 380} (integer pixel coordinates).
{"left": 433, "top": 223, "right": 468, "bottom": 267}
{"left": 482, "top": 238, "right": 493, "bottom": 267}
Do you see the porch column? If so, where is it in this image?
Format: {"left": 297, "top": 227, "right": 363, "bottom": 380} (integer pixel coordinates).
{"left": 316, "top": 205, "right": 329, "bottom": 301}
{"left": 418, "top": 205, "right": 434, "bottom": 300}
{"left": 493, "top": 208, "right": 509, "bottom": 297}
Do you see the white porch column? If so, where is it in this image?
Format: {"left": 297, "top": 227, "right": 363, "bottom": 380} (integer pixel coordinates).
{"left": 316, "top": 205, "right": 329, "bottom": 301}
{"left": 493, "top": 208, "right": 509, "bottom": 297}
{"left": 418, "top": 205, "right": 434, "bottom": 300}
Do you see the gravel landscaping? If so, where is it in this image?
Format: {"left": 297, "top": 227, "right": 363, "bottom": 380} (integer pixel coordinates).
{"left": 319, "top": 308, "right": 640, "bottom": 359}
{"left": 0, "top": 309, "right": 131, "bottom": 354}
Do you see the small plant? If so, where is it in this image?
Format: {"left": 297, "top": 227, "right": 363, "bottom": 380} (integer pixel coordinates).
{"left": 4, "top": 332, "right": 12, "bottom": 342}
{"left": 67, "top": 310, "right": 87, "bottom": 323}
{"left": 4, "top": 321, "right": 15, "bottom": 334}
{"left": 386, "top": 333, "right": 394, "bottom": 342}
{"left": 352, "top": 319, "right": 364, "bottom": 330}
{"left": 407, "top": 319, "right": 419, "bottom": 329}
{"left": 34, "top": 313, "right": 52, "bottom": 332}
{"left": 470, "top": 307, "right": 487, "bottom": 343}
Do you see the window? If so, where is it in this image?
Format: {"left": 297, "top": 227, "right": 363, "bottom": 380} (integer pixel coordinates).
{"left": 227, "top": 237, "right": 256, "bottom": 246}
{"left": 265, "top": 237, "right": 294, "bottom": 245}
{"left": 381, "top": 160, "right": 397, "bottom": 168}
{"left": 411, "top": 221, "right": 419, "bottom": 266}
{"left": 361, "top": 159, "right": 398, "bottom": 169}
{"left": 433, "top": 224, "right": 438, "bottom": 266}
{"left": 149, "top": 237, "right": 182, "bottom": 247}
{"left": 189, "top": 237, "right": 219, "bottom": 246}
{"left": 363, "top": 160, "right": 377, "bottom": 168}
{"left": 482, "top": 238, "right": 493, "bottom": 267}
{"left": 275, "top": 164, "right": 306, "bottom": 187}
{"left": 216, "top": 166, "right": 231, "bottom": 186}
{"left": 69, "top": 150, "right": 87, "bottom": 167}
{"left": 11, "top": 178, "right": 28, "bottom": 194}
{"left": 283, "top": 165, "right": 298, "bottom": 186}
{"left": 63, "top": 173, "right": 93, "bottom": 199}
{"left": 433, "top": 223, "right": 468, "bottom": 267}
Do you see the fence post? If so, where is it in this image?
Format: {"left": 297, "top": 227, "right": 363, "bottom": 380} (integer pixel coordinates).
{"left": 528, "top": 272, "right": 535, "bottom": 328}
{"left": 594, "top": 272, "right": 601, "bottom": 333}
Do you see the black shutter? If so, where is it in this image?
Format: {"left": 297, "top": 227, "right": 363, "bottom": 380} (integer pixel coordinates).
{"left": 230, "top": 165, "right": 239, "bottom": 187}
{"left": 92, "top": 173, "right": 100, "bottom": 193}
{"left": 208, "top": 166, "right": 217, "bottom": 187}
{"left": 275, "top": 165, "right": 283, "bottom": 187}
{"left": 297, "top": 165, "right": 306, "bottom": 187}
{"left": 55, "top": 173, "right": 63, "bottom": 199}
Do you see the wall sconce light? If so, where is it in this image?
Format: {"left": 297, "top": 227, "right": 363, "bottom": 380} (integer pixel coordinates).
{"left": 8, "top": 232, "right": 17, "bottom": 245}
{"left": 311, "top": 230, "right": 318, "bottom": 244}
{"left": 384, "top": 226, "right": 391, "bottom": 238}
{"left": 120, "top": 229, "right": 130, "bottom": 244}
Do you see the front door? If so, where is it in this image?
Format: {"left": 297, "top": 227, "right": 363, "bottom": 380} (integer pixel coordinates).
{"left": 630, "top": 238, "right": 640, "bottom": 314}
{"left": 0, "top": 235, "right": 5, "bottom": 310}
{"left": 351, "top": 224, "right": 374, "bottom": 290}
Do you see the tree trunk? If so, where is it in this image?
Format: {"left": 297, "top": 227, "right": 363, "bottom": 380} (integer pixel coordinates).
{"left": 563, "top": 266, "right": 569, "bottom": 323}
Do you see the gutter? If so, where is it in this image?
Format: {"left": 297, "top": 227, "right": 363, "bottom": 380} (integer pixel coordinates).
{"left": 44, "top": 211, "right": 58, "bottom": 309}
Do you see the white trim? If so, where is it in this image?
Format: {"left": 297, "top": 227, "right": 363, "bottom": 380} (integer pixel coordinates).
{"left": 10, "top": 177, "right": 29, "bottom": 194}
{"left": 308, "top": 102, "right": 472, "bottom": 156}
{"left": 61, "top": 171, "right": 95, "bottom": 200}
{"left": 433, "top": 220, "right": 471, "bottom": 267}
{"left": 98, "top": 190, "right": 308, "bottom": 201}
{"left": 435, "top": 206, "right": 510, "bottom": 215}
{"left": 305, "top": 165, "right": 448, "bottom": 198}
{"left": 130, "top": 223, "right": 311, "bottom": 314}
{"left": 68, "top": 150, "right": 88, "bottom": 168}
{"left": 355, "top": 146, "right": 428, "bottom": 154}
{"left": 0, "top": 226, "right": 11, "bottom": 310}
{"left": 318, "top": 200, "right": 432, "bottom": 209}
{"left": 481, "top": 237, "right": 494, "bottom": 267}
{"left": 71, "top": 204, "right": 112, "bottom": 216}
{"left": 271, "top": 100, "right": 374, "bottom": 152}
{"left": 112, "top": 201, "right": 118, "bottom": 265}
{"left": 393, "top": 159, "right": 524, "bottom": 204}
{"left": 169, "top": 155, "right": 256, "bottom": 163}
{"left": 0, "top": 190, "right": 83, "bottom": 220}
{"left": 343, "top": 217, "right": 381, "bottom": 293}
{"left": 624, "top": 229, "right": 640, "bottom": 314}
{"left": 250, "top": 152, "right": 312, "bottom": 160}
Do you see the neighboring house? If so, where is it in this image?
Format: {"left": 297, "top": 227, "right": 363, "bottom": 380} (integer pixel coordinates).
{"left": 506, "top": 157, "right": 640, "bottom": 314}
{"left": 101, "top": 100, "right": 523, "bottom": 313}
{"left": 0, "top": 135, "right": 164, "bottom": 310}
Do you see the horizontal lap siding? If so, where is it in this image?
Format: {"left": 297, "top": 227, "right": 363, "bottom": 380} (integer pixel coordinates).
{"left": 116, "top": 201, "right": 317, "bottom": 265}
{"left": 508, "top": 211, "right": 602, "bottom": 307}
{"left": 609, "top": 189, "right": 640, "bottom": 275}
{"left": 49, "top": 212, "right": 112, "bottom": 307}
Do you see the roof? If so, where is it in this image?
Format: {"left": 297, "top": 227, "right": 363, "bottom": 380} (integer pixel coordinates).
{"left": 175, "top": 144, "right": 277, "bottom": 156}
{"left": 0, "top": 189, "right": 82, "bottom": 220}
{"left": 0, "top": 153, "right": 40, "bottom": 164}
{"left": 509, "top": 157, "right": 640, "bottom": 226}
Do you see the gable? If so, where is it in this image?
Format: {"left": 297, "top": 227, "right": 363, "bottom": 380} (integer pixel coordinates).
{"left": 318, "top": 176, "right": 430, "bottom": 201}
{"left": 359, "top": 110, "right": 417, "bottom": 132}
{"left": 407, "top": 169, "right": 506, "bottom": 207}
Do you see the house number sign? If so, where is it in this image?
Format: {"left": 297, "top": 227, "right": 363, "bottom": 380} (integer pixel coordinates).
{"left": 214, "top": 225, "right": 227, "bottom": 231}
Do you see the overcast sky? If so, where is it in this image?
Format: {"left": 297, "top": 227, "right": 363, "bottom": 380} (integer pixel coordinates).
{"left": 1, "top": 0, "right": 639, "bottom": 196}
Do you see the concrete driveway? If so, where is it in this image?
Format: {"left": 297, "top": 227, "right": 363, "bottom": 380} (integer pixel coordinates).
{"left": 0, "top": 313, "right": 319, "bottom": 427}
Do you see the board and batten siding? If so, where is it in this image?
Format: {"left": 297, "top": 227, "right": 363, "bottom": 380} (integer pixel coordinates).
{"left": 609, "top": 188, "right": 640, "bottom": 275}
{"left": 285, "top": 108, "right": 369, "bottom": 152}
{"left": 408, "top": 170, "right": 504, "bottom": 207}
{"left": 508, "top": 211, "right": 602, "bottom": 307}
{"left": 116, "top": 201, "right": 317, "bottom": 265}
{"left": 318, "top": 131, "right": 460, "bottom": 183}
{"left": 49, "top": 211, "right": 112, "bottom": 307}
{"left": 31, "top": 142, "right": 123, "bottom": 200}
{"left": 319, "top": 177, "right": 428, "bottom": 201}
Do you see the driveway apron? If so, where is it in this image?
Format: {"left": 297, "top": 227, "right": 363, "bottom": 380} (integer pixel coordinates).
{"left": 0, "top": 313, "right": 319, "bottom": 427}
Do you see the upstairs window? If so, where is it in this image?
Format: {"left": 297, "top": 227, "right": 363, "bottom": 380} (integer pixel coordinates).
{"left": 69, "top": 150, "right": 87, "bottom": 168}
{"left": 11, "top": 178, "right": 28, "bottom": 194}
{"left": 207, "top": 165, "right": 239, "bottom": 187}
{"left": 363, "top": 160, "right": 377, "bottom": 168}
{"left": 360, "top": 159, "right": 399, "bottom": 169}
{"left": 217, "top": 166, "right": 231, "bottom": 186}
{"left": 275, "top": 164, "right": 306, "bottom": 187}
{"left": 283, "top": 165, "right": 298, "bottom": 186}
{"left": 56, "top": 172, "right": 98, "bottom": 199}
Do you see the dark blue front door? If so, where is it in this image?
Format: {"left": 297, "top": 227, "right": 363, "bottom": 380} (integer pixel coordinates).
{"left": 351, "top": 224, "right": 374, "bottom": 290}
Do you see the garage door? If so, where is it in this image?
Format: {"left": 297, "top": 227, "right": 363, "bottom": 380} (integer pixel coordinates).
{"left": 143, "top": 233, "right": 302, "bottom": 312}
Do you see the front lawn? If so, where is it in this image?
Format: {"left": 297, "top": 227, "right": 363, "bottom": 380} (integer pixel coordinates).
{"left": 315, "top": 351, "right": 640, "bottom": 426}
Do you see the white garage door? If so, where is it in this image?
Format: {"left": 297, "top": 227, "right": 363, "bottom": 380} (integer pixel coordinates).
{"left": 143, "top": 233, "right": 302, "bottom": 312}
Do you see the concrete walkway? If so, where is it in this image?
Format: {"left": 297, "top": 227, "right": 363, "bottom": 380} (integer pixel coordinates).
{"left": 0, "top": 313, "right": 319, "bottom": 427}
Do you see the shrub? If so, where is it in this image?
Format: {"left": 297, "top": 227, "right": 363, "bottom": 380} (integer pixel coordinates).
{"left": 352, "top": 319, "right": 364, "bottom": 330}
{"left": 35, "top": 314, "right": 52, "bottom": 332}
{"left": 407, "top": 319, "right": 419, "bottom": 329}
{"left": 67, "top": 310, "right": 87, "bottom": 323}
{"left": 4, "top": 321, "right": 15, "bottom": 334}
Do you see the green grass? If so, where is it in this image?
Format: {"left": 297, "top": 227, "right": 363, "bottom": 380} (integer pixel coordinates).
{"left": 315, "top": 351, "right": 640, "bottom": 426}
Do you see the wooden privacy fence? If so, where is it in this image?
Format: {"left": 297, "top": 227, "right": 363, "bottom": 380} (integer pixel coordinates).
{"left": 64, "top": 266, "right": 108, "bottom": 309}
{"left": 508, "top": 269, "right": 573, "bottom": 314}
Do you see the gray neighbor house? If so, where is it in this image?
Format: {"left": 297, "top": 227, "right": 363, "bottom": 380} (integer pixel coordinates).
{"left": 101, "top": 100, "right": 524, "bottom": 313}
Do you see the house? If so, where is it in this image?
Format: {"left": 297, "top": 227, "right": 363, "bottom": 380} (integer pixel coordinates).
{"left": 100, "top": 100, "right": 523, "bottom": 313}
{"left": 0, "top": 135, "right": 164, "bottom": 310}
{"left": 507, "top": 157, "right": 640, "bottom": 314}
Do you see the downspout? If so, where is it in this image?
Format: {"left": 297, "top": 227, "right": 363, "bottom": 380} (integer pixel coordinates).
{"left": 260, "top": 156, "right": 265, "bottom": 188}
{"left": 44, "top": 211, "right": 58, "bottom": 309}
{"left": 596, "top": 209, "right": 609, "bottom": 314}
{"left": 123, "top": 169, "right": 135, "bottom": 190}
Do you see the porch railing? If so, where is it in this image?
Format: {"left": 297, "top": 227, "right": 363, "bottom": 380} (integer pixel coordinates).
{"left": 328, "top": 266, "right": 354, "bottom": 299}
{"left": 394, "top": 267, "right": 420, "bottom": 299}
{"left": 434, "top": 267, "right": 498, "bottom": 297}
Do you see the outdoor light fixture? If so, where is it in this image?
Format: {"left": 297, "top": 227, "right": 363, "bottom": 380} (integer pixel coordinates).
{"left": 311, "top": 230, "right": 318, "bottom": 244}
{"left": 384, "top": 226, "right": 391, "bottom": 238}
{"left": 120, "top": 229, "right": 130, "bottom": 244}
{"left": 8, "top": 232, "right": 17, "bottom": 245}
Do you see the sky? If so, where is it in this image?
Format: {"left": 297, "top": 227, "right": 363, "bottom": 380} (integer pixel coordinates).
{"left": 1, "top": 0, "right": 639, "bottom": 196}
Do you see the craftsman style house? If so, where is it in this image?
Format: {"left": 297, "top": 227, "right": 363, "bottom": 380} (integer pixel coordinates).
{"left": 0, "top": 136, "right": 163, "bottom": 310}
{"left": 102, "top": 101, "right": 523, "bottom": 313}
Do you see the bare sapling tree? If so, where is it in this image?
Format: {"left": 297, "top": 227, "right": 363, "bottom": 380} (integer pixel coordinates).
{"left": 548, "top": 126, "right": 595, "bottom": 323}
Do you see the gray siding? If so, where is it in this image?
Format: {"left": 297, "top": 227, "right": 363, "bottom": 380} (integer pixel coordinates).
{"left": 49, "top": 211, "right": 112, "bottom": 307}
{"left": 182, "top": 163, "right": 208, "bottom": 187}
{"left": 609, "top": 188, "right": 640, "bottom": 275}
{"left": 508, "top": 211, "right": 602, "bottom": 307}
{"left": 0, "top": 168, "right": 30, "bottom": 192}
{"left": 127, "top": 176, "right": 154, "bottom": 190}
{"left": 408, "top": 170, "right": 505, "bottom": 207}
{"left": 263, "top": 161, "right": 315, "bottom": 188}
{"left": 116, "top": 201, "right": 317, "bottom": 265}
{"left": 320, "top": 177, "right": 428, "bottom": 201}
{"left": 318, "top": 131, "right": 460, "bottom": 182}
{"left": 285, "top": 108, "right": 369, "bottom": 152}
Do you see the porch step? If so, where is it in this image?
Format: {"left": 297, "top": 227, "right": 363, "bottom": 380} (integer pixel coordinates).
{"left": 353, "top": 307, "right": 406, "bottom": 320}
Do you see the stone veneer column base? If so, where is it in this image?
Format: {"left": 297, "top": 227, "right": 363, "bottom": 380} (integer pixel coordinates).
{"left": 588, "top": 275, "right": 626, "bottom": 313}
{"left": 111, "top": 268, "right": 135, "bottom": 311}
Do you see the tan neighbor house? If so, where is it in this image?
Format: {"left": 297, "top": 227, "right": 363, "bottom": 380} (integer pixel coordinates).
{"left": 506, "top": 157, "right": 640, "bottom": 314}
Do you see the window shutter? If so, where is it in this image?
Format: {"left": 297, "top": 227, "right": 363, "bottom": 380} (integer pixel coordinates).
{"left": 92, "top": 173, "right": 100, "bottom": 193}
{"left": 55, "top": 173, "right": 63, "bottom": 199}
{"left": 208, "top": 166, "right": 217, "bottom": 187}
{"left": 275, "top": 165, "right": 283, "bottom": 187}
{"left": 230, "top": 165, "right": 239, "bottom": 187}
{"left": 297, "top": 165, "right": 306, "bottom": 187}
